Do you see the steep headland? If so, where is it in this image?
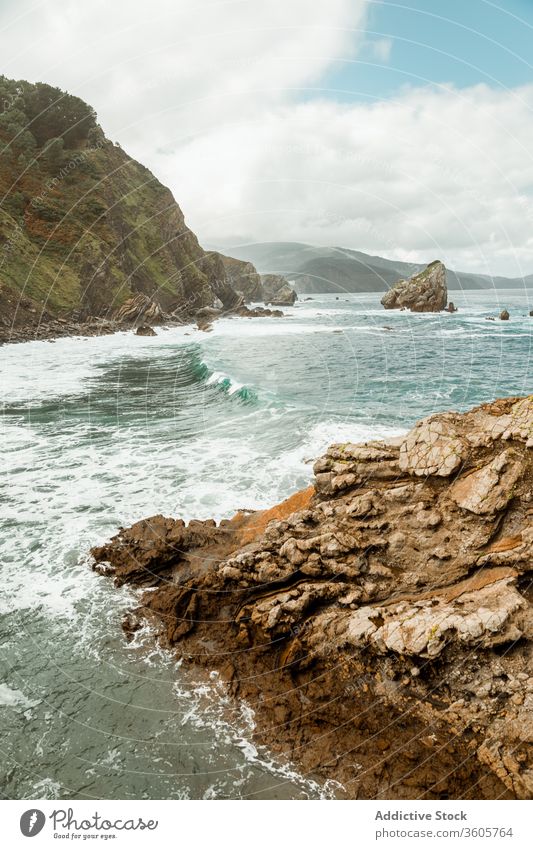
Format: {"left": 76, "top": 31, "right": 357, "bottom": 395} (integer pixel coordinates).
{"left": 0, "top": 77, "right": 264, "bottom": 342}
{"left": 92, "top": 396, "right": 533, "bottom": 799}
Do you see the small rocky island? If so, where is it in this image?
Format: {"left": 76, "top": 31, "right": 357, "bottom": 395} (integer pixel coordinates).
{"left": 92, "top": 396, "right": 533, "bottom": 800}
{"left": 381, "top": 260, "right": 447, "bottom": 312}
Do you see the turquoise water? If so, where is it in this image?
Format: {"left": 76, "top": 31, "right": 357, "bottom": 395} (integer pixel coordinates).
{"left": 0, "top": 289, "right": 532, "bottom": 799}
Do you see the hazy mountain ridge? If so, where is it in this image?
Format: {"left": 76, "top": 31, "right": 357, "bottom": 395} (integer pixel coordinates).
{"left": 212, "top": 241, "right": 532, "bottom": 294}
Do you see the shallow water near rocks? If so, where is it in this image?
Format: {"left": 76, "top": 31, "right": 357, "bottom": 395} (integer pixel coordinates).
{"left": 1, "top": 289, "right": 531, "bottom": 799}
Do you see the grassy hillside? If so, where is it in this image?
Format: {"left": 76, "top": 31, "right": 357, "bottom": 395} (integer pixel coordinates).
{"left": 0, "top": 76, "right": 241, "bottom": 322}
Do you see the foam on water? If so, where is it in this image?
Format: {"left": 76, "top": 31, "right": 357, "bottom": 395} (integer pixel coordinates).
{"left": 206, "top": 318, "right": 345, "bottom": 337}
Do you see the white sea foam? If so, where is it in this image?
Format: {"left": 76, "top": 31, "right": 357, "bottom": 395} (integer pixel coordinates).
{"left": 206, "top": 370, "right": 245, "bottom": 395}
{"left": 171, "top": 673, "right": 340, "bottom": 799}
{"left": 29, "top": 778, "right": 62, "bottom": 799}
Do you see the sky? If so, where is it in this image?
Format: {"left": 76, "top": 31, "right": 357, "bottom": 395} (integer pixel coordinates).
{"left": 1, "top": 0, "right": 533, "bottom": 276}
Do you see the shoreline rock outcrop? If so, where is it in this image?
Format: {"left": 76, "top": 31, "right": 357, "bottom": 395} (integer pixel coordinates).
{"left": 92, "top": 396, "right": 533, "bottom": 799}
{"left": 135, "top": 325, "right": 157, "bottom": 337}
{"left": 381, "top": 261, "right": 447, "bottom": 313}
{"left": 262, "top": 274, "right": 297, "bottom": 306}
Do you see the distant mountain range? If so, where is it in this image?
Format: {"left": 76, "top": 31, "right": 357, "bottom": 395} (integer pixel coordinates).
{"left": 208, "top": 242, "right": 533, "bottom": 294}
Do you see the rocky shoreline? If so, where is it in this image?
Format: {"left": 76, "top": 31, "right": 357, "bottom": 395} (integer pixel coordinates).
{"left": 91, "top": 396, "right": 533, "bottom": 800}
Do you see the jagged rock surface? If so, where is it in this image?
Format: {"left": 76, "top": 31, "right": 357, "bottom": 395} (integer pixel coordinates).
{"left": 267, "top": 283, "right": 297, "bottom": 306}
{"left": 381, "top": 261, "right": 447, "bottom": 312}
{"left": 114, "top": 294, "right": 166, "bottom": 325}
{"left": 135, "top": 325, "right": 157, "bottom": 337}
{"left": 92, "top": 396, "right": 533, "bottom": 799}
{"left": 217, "top": 254, "right": 263, "bottom": 302}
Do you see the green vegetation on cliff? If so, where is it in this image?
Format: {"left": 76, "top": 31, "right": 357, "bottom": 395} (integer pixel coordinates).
{"left": 0, "top": 76, "right": 244, "bottom": 322}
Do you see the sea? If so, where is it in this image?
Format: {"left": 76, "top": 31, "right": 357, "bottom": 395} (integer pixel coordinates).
{"left": 1, "top": 288, "right": 531, "bottom": 799}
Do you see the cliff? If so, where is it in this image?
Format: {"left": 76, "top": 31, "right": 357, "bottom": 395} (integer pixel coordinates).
{"left": 0, "top": 77, "right": 250, "bottom": 340}
{"left": 93, "top": 396, "right": 533, "bottom": 799}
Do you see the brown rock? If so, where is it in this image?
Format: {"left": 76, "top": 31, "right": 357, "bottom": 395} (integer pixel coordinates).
{"left": 449, "top": 450, "right": 522, "bottom": 515}
{"left": 115, "top": 294, "right": 166, "bottom": 325}
{"left": 381, "top": 261, "right": 447, "bottom": 312}
{"left": 92, "top": 396, "right": 533, "bottom": 799}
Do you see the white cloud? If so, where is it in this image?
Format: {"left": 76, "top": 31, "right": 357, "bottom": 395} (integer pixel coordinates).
{"left": 2, "top": 2, "right": 533, "bottom": 275}
{"left": 0, "top": 0, "right": 367, "bottom": 145}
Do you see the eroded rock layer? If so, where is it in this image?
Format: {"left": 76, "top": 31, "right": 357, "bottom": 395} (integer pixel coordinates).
{"left": 92, "top": 397, "right": 533, "bottom": 799}
{"left": 381, "top": 260, "right": 447, "bottom": 312}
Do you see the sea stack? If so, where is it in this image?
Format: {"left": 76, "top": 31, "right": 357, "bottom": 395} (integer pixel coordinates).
{"left": 262, "top": 275, "right": 298, "bottom": 306}
{"left": 381, "top": 260, "right": 447, "bottom": 312}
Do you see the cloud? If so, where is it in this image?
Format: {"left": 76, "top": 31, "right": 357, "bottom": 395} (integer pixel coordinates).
{"left": 167, "top": 83, "right": 533, "bottom": 277}
{"left": 0, "top": 0, "right": 368, "bottom": 144}
{"left": 2, "top": 1, "right": 533, "bottom": 275}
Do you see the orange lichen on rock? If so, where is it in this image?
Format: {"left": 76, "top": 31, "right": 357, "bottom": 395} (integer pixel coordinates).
{"left": 487, "top": 535, "right": 523, "bottom": 553}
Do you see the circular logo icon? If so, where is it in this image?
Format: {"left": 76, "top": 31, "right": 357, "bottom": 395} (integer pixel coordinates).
{"left": 20, "top": 810, "right": 46, "bottom": 837}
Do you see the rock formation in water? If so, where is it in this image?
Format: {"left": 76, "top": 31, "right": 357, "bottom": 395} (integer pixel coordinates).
{"left": 92, "top": 395, "right": 533, "bottom": 800}
{"left": 261, "top": 274, "right": 297, "bottom": 306}
{"left": 217, "top": 254, "right": 263, "bottom": 302}
{"left": 381, "top": 261, "right": 447, "bottom": 313}
{"left": 500, "top": 309, "right": 510, "bottom": 321}
{"left": 268, "top": 283, "right": 297, "bottom": 306}
{"left": 0, "top": 77, "right": 257, "bottom": 343}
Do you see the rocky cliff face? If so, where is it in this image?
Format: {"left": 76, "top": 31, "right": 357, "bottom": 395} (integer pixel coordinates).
{"left": 93, "top": 395, "right": 533, "bottom": 799}
{"left": 381, "top": 260, "right": 447, "bottom": 312}
{"left": 0, "top": 77, "right": 249, "bottom": 339}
